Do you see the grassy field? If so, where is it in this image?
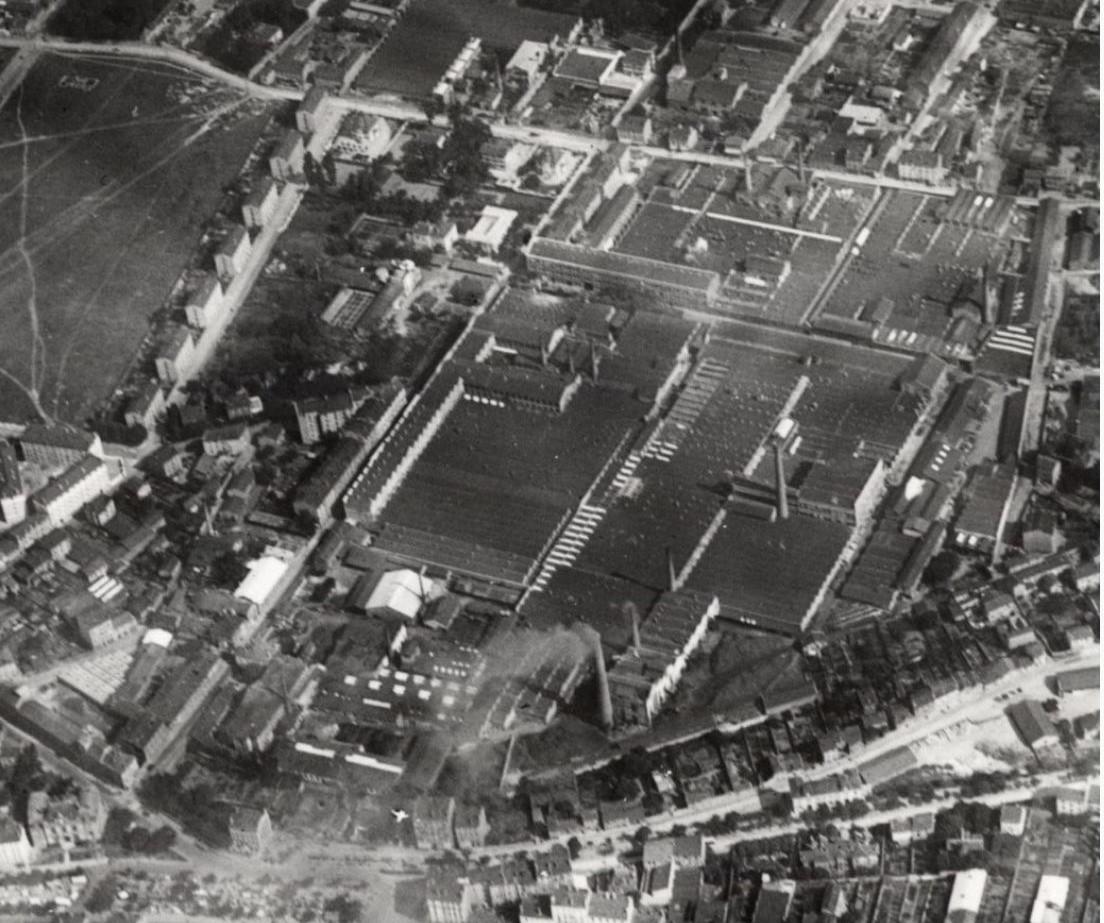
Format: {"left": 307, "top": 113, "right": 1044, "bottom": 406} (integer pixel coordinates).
{"left": 355, "top": 0, "right": 579, "bottom": 98}
{"left": 0, "top": 52, "right": 273, "bottom": 424}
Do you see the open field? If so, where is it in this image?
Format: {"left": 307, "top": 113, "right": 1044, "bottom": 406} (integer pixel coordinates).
{"left": 354, "top": 0, "right": 579, "bottom": 98}
{"left": 0, "top": 52, "right": 273, "bottom": 423}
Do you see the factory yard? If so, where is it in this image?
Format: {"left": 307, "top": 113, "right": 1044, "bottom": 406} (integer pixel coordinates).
{"left": 0, "top": 51, "right": 273, "bottom": 423}
{"left": 353, "top": 0, "right": 579, "bottom": 99}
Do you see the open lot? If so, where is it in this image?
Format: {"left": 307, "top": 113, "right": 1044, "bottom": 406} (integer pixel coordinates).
{"left": 354, "top": 0, "right": 578, "bottom": 98}
{"left": 0, "top": 52, "right": 273, "bottom": 423}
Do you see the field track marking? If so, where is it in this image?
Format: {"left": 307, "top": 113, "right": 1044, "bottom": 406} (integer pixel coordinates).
{"left": 0, "top": 74, "right": 245, "bottom": 275}
{"left": 0, "top": 116, "right": 203, "bottom": 272}
{"left": 47, "top": 96, "right": 252, "bottom": 417}
{"left": 0, "top": 58, "right": 154, "bottom": 218}
{"left": 0, "top": 111, "right": 216, "bottom": 150}
{"left": 0, "top": 95, "right": 246, "bottom": 276}
{"left": 12, "top": 82, "right": 51, "bottom": 423}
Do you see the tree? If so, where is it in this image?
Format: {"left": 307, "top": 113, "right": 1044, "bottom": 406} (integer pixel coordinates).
{"left": 567, "top": 836, "right": 582, "bottom": 859}
{"left": 123, "top": 826, "right": 151, "bottom": 852}
{"left": 304, "top": 151, "right": 321, "bottom": 186}
{"left": 321, "top": 150, "right": 337, "bottom": 186}
{"left": 924, "top": 549, "right": 961, "bottom": 587}
{"left": 147, "top": 825, "right": 178, "bottom": 853}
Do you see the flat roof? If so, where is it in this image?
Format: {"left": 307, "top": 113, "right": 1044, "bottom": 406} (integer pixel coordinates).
{"left": 529, "top": 238, "right": 720, "bottom": 292}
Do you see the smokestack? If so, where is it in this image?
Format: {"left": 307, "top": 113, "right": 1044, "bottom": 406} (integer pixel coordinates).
{"left": 982, "top": 263, "right": 995, "bottom": 325}
{"left": 540, "top": 342, "right": 548, "bottom": 367}
{"left": 568, "top": 348, "right": 576, "bottom": 377}
{"left": 626, "top": 603, "right": 641, "bottom": 654}
{"left": 666, "top": 545, "right": 678, "bottom": 592}
{"left": 591, "top": 628, "right": 613, "bottom": 732}
{"left": 744, "top": 164, "right": 753, "bottom": 194}
{"left": 774, "top": 441, "right": 789, "bottom": 520}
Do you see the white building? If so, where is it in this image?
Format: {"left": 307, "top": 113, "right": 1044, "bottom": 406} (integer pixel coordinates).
{"left": 215, "top": 225, "right": 252, "bottom": 282}
{"left": 155, "top": 326, "right": 196, "bottom": 385}
{"left": 185, "top": 273, "right": 224, "bottom": 329}
{"left": 506, "top": 40, "right": 548, "bottom": 85}
{"left": 0, "top": 819, "right": 33, "bottom": 872}
{"left": 269, "top": 129, "right": 305, "bottom": 182}
{"left": 296, "top": 85, "right": 327, "bottom": 133}
{"left": 123, "top": 380, "right": 165, "bottom": 429}
{"left": 1029, "top": 876, "right": 1069, "bottom": 923}
{"left": 202, "top": 422, "right": 251, "bottom": 456}
{"left": 464, "top": 206, "right": 518, "bottom": 254}
{"left": 331, "top": 114, "right": 393, "bottom": 184}
{"left": 366, "top": 569, "right": 432, "bottom": 619}
{"left": 946, "top": 868, "right": 987, "bottom": 923}
{"left": 242, "top": 176, "right": 280, "bottom": 230}
{"left": 33, "top": 456, "right": 111, "bottom": 527}
{"left": 0, "top": 440, "right": 26, "bottom": 526}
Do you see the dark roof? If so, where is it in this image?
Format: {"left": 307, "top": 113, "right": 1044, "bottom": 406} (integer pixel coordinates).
{"left": 20, "top": 425, "right": 97, "bottom": 453}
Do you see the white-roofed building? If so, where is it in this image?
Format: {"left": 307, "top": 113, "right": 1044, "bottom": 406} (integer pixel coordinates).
{"left": 185, "top": 273, "right": 224, "bottom": 329}
{"left": 946, "top": 868, "right": 987, "bottom": 923}
{"left": 143, "top": 628, "right": 174, "bottom": 648}
{"left": 235, "top": 556, "right": 290, "bottom": 608}
{"left": 366, "top": 569, "right": 429, "bottom": 619}
{"left": 506, "top": 39, "right": 548, "bottom": 85}
{"left": 1030, "top": 876, "right": 1069, "bottom": 923}
{"left": 464, "top": 205, "right": 518, "bottom": 254}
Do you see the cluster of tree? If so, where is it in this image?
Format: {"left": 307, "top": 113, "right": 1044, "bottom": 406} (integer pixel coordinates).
{"left": 798, "top": 798, "right": 870, "bottom": 826}
{"left": 1053, "top": 294, "right": 1100, "bottom": 366}
{"left": 139, "top": 772, "right": 232, "bottom": 848}
{"left": 923, "top": 549, "right": 961, "bottom": 587}
{"left": 203, "top": 0, "right": 305, "bottom": 73}
{"left": 4, "top": 745, "right": 44, "bottom": 826}
{"left": 322, "top": 894, "right": 364, "bottom": 923}
{"left": 226, "top": 0, "right": 303, "bottom": 34}
{"left": 121, "top": 824, "right": 178, "bottom": 854}
{"left": 48, "top": 0, "right": 168, "bottom": 40}
{"left": 933, "top": 800, "right": 994, "bottom": 842}
{"left": 1044, "top": 40, "right": 1100, "bottom": 148}
{"left": 401, "top": 116, "right": 492, "bottom": 198}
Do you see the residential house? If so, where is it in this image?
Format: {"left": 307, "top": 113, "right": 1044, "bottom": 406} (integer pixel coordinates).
{"left": 0, "top": 440, "right": 26, "bottom": 525}
{"left": 33, "top": 456, "right": 112, "bottom": 528}
{"left": 294, "top": 391, "right": 362, "bottom": 444}
{"left": 242, "top": 176, "right": 279, "bottom": 230}
{"left": 19, "top": 425, "right": 103, "bottom": 469}
{"left": 123, "top": 380, "right": 164, "bottom": 430}
{"left": 228, "top": 805, "right": 274, "bottom": 855}
{"left": 413, "top": 795, "right": 455, "bottom": 850}
{"left": 506, "top": 40, "right": 548, "bottom": 86}
{"left": 898, "top": 149, "right": 946, "bottom": 184}
{"left": 155, "top": 326, "right": 195, "bottom": 385}
{"left": 215, "top": 225, "right": 252, "bottom": 282}
{"left": 454, "top": 803, "right": 489, "bottom": 850}
{"left": 0, "top": 818, "right": 33, "bottom": 871}
{"left": 269, "top": 129, "right": 305, "bottom": 182}
{"left": 202, "top": 422, "right": 251, "bottom": 456}
{"left": 26, "top": 786, "right": 106, "bottom": 849}
{"left": 296, "top": 85, "right": 327, "bottom": 133}
{"left": 616, "top": 114, "right": 652, "bottom": 145}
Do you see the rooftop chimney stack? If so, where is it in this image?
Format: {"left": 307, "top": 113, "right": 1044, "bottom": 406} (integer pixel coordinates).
{"left": 590, "top": 628, "right": 613, "bottom": 732}
{"left": 774, "top": 441, "right": 789, "bottom": 520}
